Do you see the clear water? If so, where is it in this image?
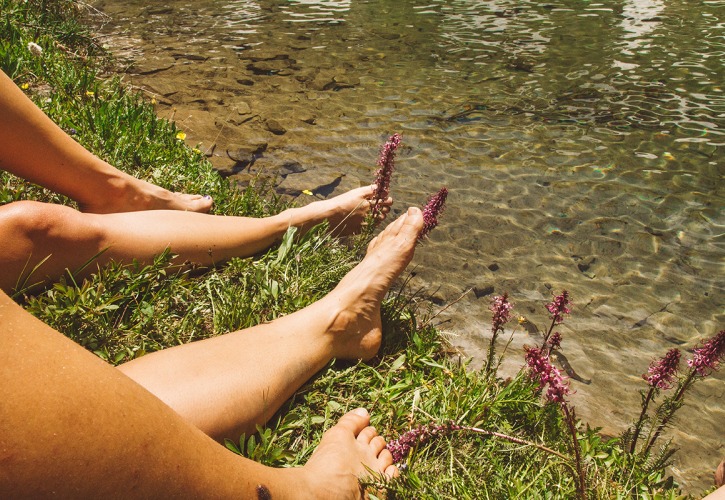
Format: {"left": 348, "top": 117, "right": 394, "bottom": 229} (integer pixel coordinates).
{"left": 92, "top": 0, "right": 724, "bottom": 491}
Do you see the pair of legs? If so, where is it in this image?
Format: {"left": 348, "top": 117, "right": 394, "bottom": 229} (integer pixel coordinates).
{"left": 1, "top": 67, "right": 413, "bottom": 497}
{"left": 0, "top": 69, "right": 391, "bottom": 293}
{"left": 0, "top": 207, "right": 424, "bottom": 498}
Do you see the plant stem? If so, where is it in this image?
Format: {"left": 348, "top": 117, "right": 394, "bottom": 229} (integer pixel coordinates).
{"left": 642, "top": 369, "right": 696, "bottom": 456}
{"left": 463, "top": 426, "right": 569, "bottom": 461}
{"left": 562, "top": 405, "right": 587, "bottom": 500}
{"left": 629, "top": 387, "right": 654, "bottom": 454}
{"left": 485, "top": 327, "right": 499, "bottom": 378}
{"left": 542, "top": 316, "right": 556, "bottom": 351}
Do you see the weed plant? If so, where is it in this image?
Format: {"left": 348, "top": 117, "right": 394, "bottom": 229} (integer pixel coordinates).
{"left": 1, "top": 1, "right": 720, "bottom": 498}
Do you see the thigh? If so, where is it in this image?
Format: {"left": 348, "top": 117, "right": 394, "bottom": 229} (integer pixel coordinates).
{"left": 0, "top": 289, "right": 247, "bottom": 497}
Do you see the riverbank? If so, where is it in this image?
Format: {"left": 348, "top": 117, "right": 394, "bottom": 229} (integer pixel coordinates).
{"left": 0, "top": 0, "right": 719, "bottom": 497}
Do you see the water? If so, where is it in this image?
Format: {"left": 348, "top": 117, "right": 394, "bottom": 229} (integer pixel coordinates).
{"left": 91, "top": 0, "right": 724, "bottom": 492}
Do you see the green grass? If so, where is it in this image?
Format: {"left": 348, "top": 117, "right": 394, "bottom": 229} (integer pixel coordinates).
{"left": 1, "top": 1, "right": 716, "bottom": 498}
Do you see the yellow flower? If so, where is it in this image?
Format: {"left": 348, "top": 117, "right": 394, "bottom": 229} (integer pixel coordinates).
{"left": 302, "top": 189, "right": 313, "bottom": 195}
{"left": 175, "top": 131, "right": 187, "bottom": 141}
{"left": 20, "top": 82, "right": 29, "bottom": 90}
{"left": 85, "top": 90, "right": 95, "bottom": 97}
{"left": 192, "top": 148, "right": 202, "bottom": 154}
{"left": 663, "top": 152, "right": 675, "bottom": 160}
{"left": 150, "top": 98, "right": 157, "bottom": 105}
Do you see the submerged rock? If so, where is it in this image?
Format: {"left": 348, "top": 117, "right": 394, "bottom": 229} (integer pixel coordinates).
{"left": 265, "top": 119, "right": 286, "bottom": 135}
{"left": 129, "top": 54, "right": 175, "bottom": 75}
{"left": 226, "top": 143, "right": 268, "bottom": 169}
{"left": 276, "top": 169, "right": 344, "bottom": 197}
{"left": 473, "top": 285, "right": 495, "bottom": 298}
{"left": 279, "top": 162, "right": 306, "bottom": 176}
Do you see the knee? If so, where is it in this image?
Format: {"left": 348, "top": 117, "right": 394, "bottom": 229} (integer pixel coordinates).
{"left": 0, "top": 200, "right": 102, "bottom": 244}
{"left": 0, "top": 201, "right": 44, "bottom": 240}
{"left": 0, "top": 201, "right": 68, "bottom": 238}
{"left": 0, "top": 201, "right": 107, "bottom": 292}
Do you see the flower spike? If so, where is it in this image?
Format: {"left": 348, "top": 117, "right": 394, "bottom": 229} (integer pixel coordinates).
{"left": 490, "top": 293, "right": 513, "bottom": 335}
{"left": 687, "top": 330, "right": 725, "bottom": 376}
{"left": 643, "top": 348, "right": 681, "bottom": 389}
{"left": 387, "top": 422, "right": 461, "bottom": 463}
{"left": 372, "top": 133, "right": 402, "bottom": 215}
{"left": 546, "top": 290, "right": 572, "bottom": 325}
{"left": 524, "top": 346, "right": 570, "bottom": 404}
{"left": 420, "top": 187, "right": 448, "bottom": 239}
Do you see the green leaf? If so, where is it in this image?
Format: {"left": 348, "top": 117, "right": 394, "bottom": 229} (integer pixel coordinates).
{"left": 390, "top": 354, "right": 406, "bottom": 371}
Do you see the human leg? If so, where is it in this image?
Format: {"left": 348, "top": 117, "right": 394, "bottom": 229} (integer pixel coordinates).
{"left": 0, "top": 289, "right": 396, "bottom": 499}
{"left": 0, "top": 187, "right": 392, "bottom": 293}
{"left": 704, "top": 486, "right": 725, "bottom": 500}
{"left": 0, "top": 69, "right": 212, "bottom": 214}
{"left": 118, "top": 207, "right": 423, "bottom": 440}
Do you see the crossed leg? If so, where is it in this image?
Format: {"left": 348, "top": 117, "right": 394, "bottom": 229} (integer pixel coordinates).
{"left": 0, "top": 185, "right": 392, "bottom": 293}
{"left": 0, "top": 208, "right": 423, "bottom": 498}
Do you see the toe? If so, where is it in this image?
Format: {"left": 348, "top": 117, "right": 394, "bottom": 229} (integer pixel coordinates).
{"left": 179, "top": 193, "right": 213, "bottom": 213}
{"left": 385, "top": 464, "right": 399, "bottom": 478}
{"left": 335, "top": 408, "right": 371, "bottom": 435}
{"left": 386, "top": 210, "right": 410, "bottom": 236}
{"left": 368, "top": 212, "right": 407, "bottom": 251}
{"left": 403, "top": 207, "right": 424, "bottom": 235}
{"left": 379, "top": 448, "right": 393, "bottom": 463}
{"left": 370, "top": 435, "right": 387, "bottom": 456}
{"left": 357, "top": 426, "right": 378, "bottom": 444}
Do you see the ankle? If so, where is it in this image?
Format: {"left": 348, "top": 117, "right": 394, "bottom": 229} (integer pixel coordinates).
{"left": 268, "top": 467, "right": 318, "bottom": 499}
{"left": 75, "top": 168, "right": 132, "bottom": 212}
{"left": 290, "top": 466, "right": 324, "bottom": 499}
{"left": 101, "top": 173, "right": 157, "bottom": 212}
{"left": 279, "top": 202, "right": 326, "bottom": 233}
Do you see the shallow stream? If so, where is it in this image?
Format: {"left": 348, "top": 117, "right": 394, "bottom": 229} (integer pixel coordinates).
{"left": 91, "top": 0, "right": 723, "bottom": 491}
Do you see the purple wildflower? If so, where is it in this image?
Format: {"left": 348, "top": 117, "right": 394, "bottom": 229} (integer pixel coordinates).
{"left": 687, "top": 330, "right": 725, "bottom": 377}
{"left": 546, "top": 290, "right": 572, "bottom": 325}
{"left": 490, "top": 293, "right": 513, "bottom": 334}
{"left": 372, "top": 133, "right": 402, "bottom": 215}
{"left": 420, "top": 187, "right": 448, "bottom": 239}
{"left": 386, "top": 422, "right": 461, "bottom": 463}
{"left": 643, "top": 348, "right": 681, "bottom": 389}
{"left": 548, "top": 332, "right": 562, "bottom": 350}
{"left": 525, "top": 346, "right": 570, "bottom": 404}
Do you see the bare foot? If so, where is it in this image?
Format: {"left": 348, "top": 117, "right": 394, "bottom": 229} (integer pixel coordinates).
{"left": 289, "top": 185, "right": 393, "bottom": 237}
{"left": 301, "top": 408, "right": 398, "bottom": 500}
{"left": 322, "top": 207, "right": 424, "bottom": 360}
{"left": 80, "top": 175, "right": 213, "bottom": 214}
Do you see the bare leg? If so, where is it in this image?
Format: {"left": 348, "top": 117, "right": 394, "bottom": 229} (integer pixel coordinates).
{"left": 0, "top": 69, "right": 212, "bottom": 214}
{"left": 0, "top": 290, "right": 397, "bottom": 499}
{"left": 0, "top": 187, "right": 392, "bottom": 293}
{"left": 704, "top": 486, "right": 725, "bottom": 500}
{"left": 119, "top": 208, "right": 424, "bottom": 440}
